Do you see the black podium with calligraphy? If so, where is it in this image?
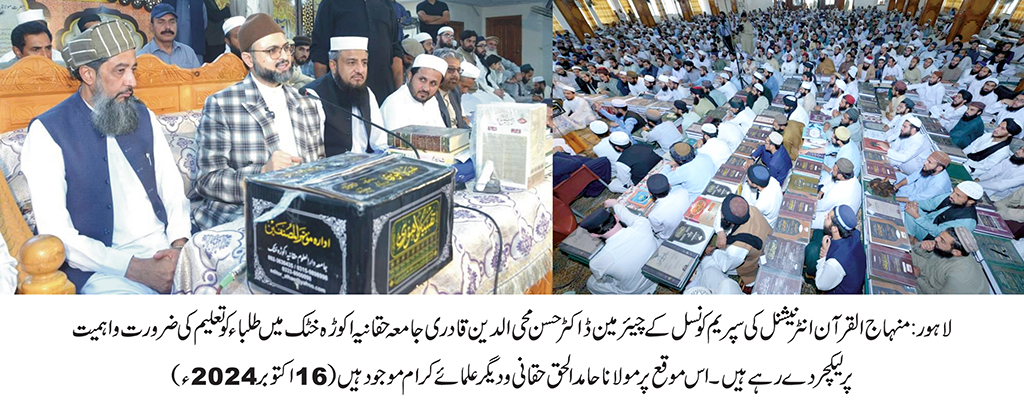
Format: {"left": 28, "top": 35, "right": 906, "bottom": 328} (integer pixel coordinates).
{"left": 245, "top": 153, "right": 455, "bottom": 294}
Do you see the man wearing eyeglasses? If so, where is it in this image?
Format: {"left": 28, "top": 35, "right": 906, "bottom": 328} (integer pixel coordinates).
{"left": 193, "top": 14, "right": 325, "bottom": 231}
{"left": 138, "top": 4, "right": 201, "bottom": 69}
{"left": 436, "top": 26, "right": 456, "bottom": 49}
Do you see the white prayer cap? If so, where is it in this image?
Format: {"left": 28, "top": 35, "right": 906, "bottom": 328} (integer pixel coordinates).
{"left": 223, "top": 16, "right": 245, "bottom": 35}
{"left": 767, "top": 49, "right": 774, "bottom": 54}
{"left": 559, "top": 84, "right": 576, "bottom": 93}
{"left": 438, "top": 26, "right": 454, "bottom": 35}
{"left": 701, "top": 123, "right": 717, "bottom": 134}
{"left": 764, "top": 64, "right": 775, "bottom": 73}
{"left": 609, "top": 131, "right": 631, "bottom": 146}
{"left": 957, "top": 181, "right": 984, "bottom": 200}
{"left": 754, "top": 83, "right": 764, "bottom": 92}
{"left": 571, "top": 65, "right": 582, "bottom": 70}
{"left": 412, "top": 54, "right": 449, "bottom": 76}
{"left": 815, "top": 259, "right": 845, "bottom": 291}
{"left": 617, "top": 70, "right": 627, "bottom": 76}
{"left": 698, "top": 50, "right": 707, "bottom": 56}
{"left": 800, "top": 81, "right": 812, "bottom": 90}
{"left": 754, "top": 72, "right": 764, "bottom": 80}
{"left": 413, "top": 32, "right": 432, "bottom": 43}
{"left": 331, "top": 36, "right": 368, "bottom": 51}
{"left": 719, "top": 72, "right": 729, "bottom": 79}
{"left": 905, "top": 115, "right": 922, "bottom": 128}
{"left": 17, "top": 9, "right": 44, "bottom": 26}
{"left": 769, "top": 131, "right": 784, "bottom": 145}
{"left": 530, "top": 75, "right": 544, "bottom": 83}
{"left": 835, "top": 80, "right": 847, "bottom": 92}
{"left": 724, "top": 66, "right": 733, "bottom": 72}
{"left": 644, "top": 75, "right": 655, "bottom": 82}
{"left": 658, "top": 75, "right": 669, "bottom": 83}
{"left": 590, "top": 120, "right": 609, "bottom": 135}
{"left": 848, "top": 65, "right": 858, "bottom": 75}
{"left": 611, "top": 99, "right": 627, "bottom": 108}
{"left": 623, "top": 56, "right": 634, "bottom": 62}
{"left": 669, "top": 76, "right": 680, "bottom": 83}
{"left": 461, "top": 63, "right": 480, "bottom": 79}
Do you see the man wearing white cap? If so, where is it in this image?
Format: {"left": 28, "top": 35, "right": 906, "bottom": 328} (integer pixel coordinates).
{"left": 0, "top": 9, "right": 64, "bottom": 66}
{"left": 591, "top": 122, "right": 622, "bottom": 163}
{"left": 195, "top": 14, "right": 325, "bottom": 230}
{"left": 436, "top": 26, "right": 456, "bottom": 49}
{"left": 23, "top": 21, "right": 191, "bottom": 294}
{"left": 558, "top": 84, "right": 587, "bottom": 120}
{"left": 381, "top": 53, "right": 447, "bottom": 130}
{"left": 747, "top": 83, "right": 769, "bottom": 115}
{"left": 606, "top": 132, "right": 661, "bottom": 193}
{"left": 309, "top": 0, "right": 403, "bottom": 105}
{"left": 458, "top": 62, "right": 490, "bottom": 117}
{"left": 654, "top": 75, "right": 674, "bottom": 102}
{"left": 303, "top": 36, "right": 387, "bottom": 156}
{"left": 221, "top": 16, "right": 245, "bottom": 60}
{"left": 696, "top": 123, "right": 731, "bottom": 168}
{"left": 530, "top": 75, "right": 548, "bottom": 101}
{"left": 877, "top": 115, "right": 932, "bottom": 176}
{"left": 717, "top": 72, "right": 738, "bottom": 101}
{"left": 798, "top": 80, "right": 816, "bottom": 113}
{"left": 904, "top": 182, "right": 983, "bottom": 243}
{"left": 414, "top": 32, "right": 434, "bottom": 54}
{"left": 594, "top": 98, "right": 644, "bottom": 136}
{"left": 762, "top": 64, "right": 779, "bottom": 100}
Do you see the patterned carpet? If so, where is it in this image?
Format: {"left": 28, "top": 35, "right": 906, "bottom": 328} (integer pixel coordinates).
{"left": 553, "top": 187, "right": 821, "bottom": 295}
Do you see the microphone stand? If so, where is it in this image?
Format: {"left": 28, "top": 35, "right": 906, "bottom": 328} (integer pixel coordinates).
{"left": 300, "top": 88, "right": 420, "bottom": 159}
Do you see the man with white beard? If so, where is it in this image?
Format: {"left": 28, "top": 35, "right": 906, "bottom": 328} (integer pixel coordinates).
{"left": 22, "top": 21, "right": 191, "bottom": 294}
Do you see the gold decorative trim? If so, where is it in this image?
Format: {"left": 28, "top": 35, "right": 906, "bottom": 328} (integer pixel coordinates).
{"left": 0, "top": 53, "right": 247, "bottom": 132}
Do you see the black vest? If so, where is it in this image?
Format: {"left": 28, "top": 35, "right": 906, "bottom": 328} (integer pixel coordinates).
{"left": 33, "top": 92, "right": 167, "bottom": 290}
{"left": 624, "top": 110, "right": 647, "bottom": 135}
{"left": 926, "top": 198, "right": 979, "bottom": 225}
{"left": 303, "top": 74, "right": 373, "bottom": 156}
{"left": 618, "top": 144, "right": 661, "bottom": 185}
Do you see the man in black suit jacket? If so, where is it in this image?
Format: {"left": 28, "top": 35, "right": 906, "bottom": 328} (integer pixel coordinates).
{"left": 433, "top": 48, "right": 470, "bottom": 129}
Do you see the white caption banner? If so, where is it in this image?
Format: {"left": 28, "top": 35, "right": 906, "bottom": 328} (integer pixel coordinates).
{"left": 0, "top": 295, "right": 1019, "bottom": 400}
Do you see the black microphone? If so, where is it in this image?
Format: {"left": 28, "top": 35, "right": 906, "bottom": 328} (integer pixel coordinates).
{"left": 300, "top": 88, "right": 420, "bottom": 159}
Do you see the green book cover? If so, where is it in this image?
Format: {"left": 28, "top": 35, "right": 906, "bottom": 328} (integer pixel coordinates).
{"left": 986, "top": 261, "right": 1024, "bottom": 294}
{"left": 975, "top": 233, "right": 1024, "bottom": 268}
